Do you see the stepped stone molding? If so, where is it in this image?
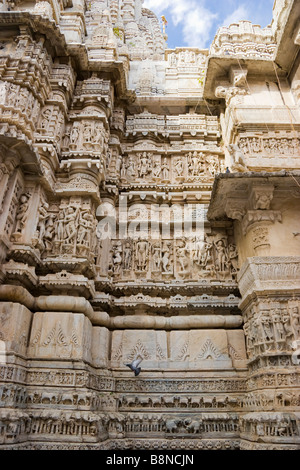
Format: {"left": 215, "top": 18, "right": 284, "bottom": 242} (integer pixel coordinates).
{"left": 0, "top": 0, "right": 299, "bottom": 451}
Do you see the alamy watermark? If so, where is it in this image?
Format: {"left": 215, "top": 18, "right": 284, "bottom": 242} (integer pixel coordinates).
{"left": 96, "top": 195, "right": 206, "bottom": 241}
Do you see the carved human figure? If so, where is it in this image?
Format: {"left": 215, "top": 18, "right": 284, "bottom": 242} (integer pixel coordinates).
{"left": 54, "top": 211, "right": 65, "bottom": 242}
{"left": 36, "top": 201, "right": 49, "bottom": 245}
{"left": 14, "top": 193, "right": 30, "bottom": 234}
{"left": 126, "top": 156, "right": 136, "bottom": 179}
{"left": 152, "top": 243, "right": 162, "bottom": 271}
{"left": 254, "top": 192, "right": 273, "bottom": 210}
{"left": 200, "top": 237, "right": 213, "bottom": 268}
{"left": 120, "top": 160, "right": 127, "bottom": 179}
{"left": 228, "top": 244, "right": 239, "bottom": 272}
{"left": 112, "top": 243, "right": 123, "bottom": 275}
{"left": 40, "top": 108, "right": 52, "bottom": 130}
{"left": 188, "top": 152, "right": 200, "bottom": 176}
{"left": 7, "top": 83, "right": 18, "bottom": 107}
{"left": 123, "top": 242, "right": 133, "bottom": 271}
{"left": 161, "top": 242, "right": 172, "bottom": 273}
{"left": 152, "top": 160, "right": 161, "bottom": 178}
{"left": 161, "top": 158, "right": 169, "bottom": 180}
{"left": 174, "top": 158, "right": 184, "bottom": 177}
{"left": 261, "top": 311, "right": 274, "bottom": 344}
{"left": 70, "top": 124, "right": 80, "bottom": 145}
{"left": 214, "top": 239, "right": 227, "bottom": 272}
{"left": 135, "top": 239, "right": 149, "bottom": 271}
{"left": 291, "top": 307, "right": 300, "bottom": 339}
{"left": 176, "top": 242, "right": 189, "bottom": 272}
{"left": 16, "top": 87, "right": 28, "bottom": 113}
{"left": 83, "top": 123, "right": 92, "bottom": 145}
{"left": 64, "top": 206, "right": 80, "bottom": 243}
{"left": 77, "top": 210, "right": 93, "bottom": 246}
{"left": 272, "top": 309, "right": 285, "bottom": 343}
{"left": 227, "top": 144, "right": 248, "bottom": 172}
{"left": 43, "top": 214, "right": 56, "bottom": 251}
{"left": 137, "top": 152, "right": 150, "bottom": 178}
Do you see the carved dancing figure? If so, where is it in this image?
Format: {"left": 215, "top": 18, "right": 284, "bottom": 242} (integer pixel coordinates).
{"left": 64, "top": 206, "right": 80, "bottom": 243}
{"left": 77, "top": 210, "right": 93, "bottom": 246}
{"left": 161, "top": 242, "right": 172, "bottom": 273}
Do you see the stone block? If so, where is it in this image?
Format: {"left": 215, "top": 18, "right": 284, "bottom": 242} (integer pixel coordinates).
{"left": 0, "top": 302, "right": 32, "bottom": 357}
{"left": 91, "top": 327, "right": 109, "bottom": 368}
{"left": 170, "top": 330, "right": 233, "bottom": 370}
{"left": 28, "top": 312, "right": 92, "bottom": 362}
{"left": 110, "top": 330, "right": 168, "bottom": 369}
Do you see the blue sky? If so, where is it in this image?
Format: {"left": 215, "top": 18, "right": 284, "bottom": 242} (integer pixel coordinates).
{"left": 144, "top": 0, "right": 275, "bottom": 49}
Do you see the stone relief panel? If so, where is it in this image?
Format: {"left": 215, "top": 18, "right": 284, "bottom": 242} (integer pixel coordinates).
{"left": 111, "top": 330, "right": 168, "bottom": 369}
{"left": 28, "top": 312, "right": 92, "bottom": 362}
{"left": 35, "top": 198, "right": 98, "bottom": 261}
{"left": 119, "top": 152, "right": 225, "bottom": 185}
{"left": 236, "top": 133, "right": 300, "bottom": 169}
{"left": 0, "top": 303, "right": 32, "bottom": 357}
{"left": 100, "top": 230, "right": 239, "bottom": 283}
{"left": 243, "top": 301, "right": 300, "bottom": 361}
{"left": 111, "top": 329, "right": 247, "bottom": 371}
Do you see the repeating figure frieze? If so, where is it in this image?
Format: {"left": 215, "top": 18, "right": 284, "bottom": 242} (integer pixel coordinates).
{"left": 0, "top": 410, "right": 109, "bottom": 444}
{"left": 243, "top": 303, "right": 300, "bottom": 360}
{"left": 119, "top": 152, "right": 225, "bottom": 186}
{"left": 115, "top": 378, "right": 247, "bottom": 394}
{"left": 118, "top": 394, "right": 244, "bottom": 411}
{"left": 238, "top": 135, "right": 300, "bottom": 158}
{"left": 103, "top": 232, "right": 238, "bottom": 283}
{"left": 0, "top": 0, "right": 299, "bottom": 452}
{"left": 240, "top": 412, "right": 299, "bottom": 441}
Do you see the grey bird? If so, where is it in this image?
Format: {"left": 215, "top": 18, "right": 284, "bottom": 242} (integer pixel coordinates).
{"left": 125, "top": 358, "right": 142, "bottom": 376}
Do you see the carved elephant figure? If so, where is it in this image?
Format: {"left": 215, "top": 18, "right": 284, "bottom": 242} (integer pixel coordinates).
{"left": 184, "top": 418, "right": 201, "bottom": 434}
{"left": 126, "top": 397, "right": 136, "bottom": 407}
{"left": 74, "top": 393, "right": 89, "bottom": 406}
{"left": 165, "top": 418, "right": 181, "bottom": 433}
{"left": 41, "top": 392, "right": 58, "bottom": 404}
{"left": 59, "top": 393, "right": 74, "bottom": 405}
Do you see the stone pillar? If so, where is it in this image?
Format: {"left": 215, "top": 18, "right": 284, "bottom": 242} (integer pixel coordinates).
{"left": 208, "top": 172, "right": 300, "bottom": 450}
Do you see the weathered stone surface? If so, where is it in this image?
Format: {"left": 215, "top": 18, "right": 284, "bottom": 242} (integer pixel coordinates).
{"left": 0, "top": 0, "right": 299, "bottom": 450}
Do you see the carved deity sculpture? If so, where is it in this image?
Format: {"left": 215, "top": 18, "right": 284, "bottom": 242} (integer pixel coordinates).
{"left": 161, "top": 158, "right": 169, "bottom": 180}
{"left": 135, "top": 239, "right": 149, "bottom": 271}
{"left": 13, "top": 193, "right": 30, "bottom": 235}
{"left": 123, "top": 242, "right": 133, "bottom": 271}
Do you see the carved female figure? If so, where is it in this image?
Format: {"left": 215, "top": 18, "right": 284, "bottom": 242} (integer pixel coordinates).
{"left": 54, "top": 211, "right": 65, "bottom": 242}
{"left": 214, "top": 239, "right": 227, "bottom": 272}
{"left": 161, "top": 158, "right": 169, "bottom": 180}
{"left": 64, "top": 206, "right": 80, "bottom": 243}
{"left": 14, "top": 193, "right": 30, "bottom": 234}
{"left": 123, "top": 242, "right": 133, "bottom": 271}
{"left": 152, "top": 244, "right": 162, "bottom": 271}
{"left": 77, "top": 210, "right": 93, "bottom": 246}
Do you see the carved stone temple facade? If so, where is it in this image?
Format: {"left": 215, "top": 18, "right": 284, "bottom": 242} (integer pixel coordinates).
{"left": 0, "top": 0, "right": 299, "bottom": 451}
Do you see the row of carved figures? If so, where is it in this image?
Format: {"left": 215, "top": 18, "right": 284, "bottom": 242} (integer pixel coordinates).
{"left": 238, "top": 136, "right": 300, "bottom": 156}
{"left": 244, "top": 306, "right": 300, "bottom": 358}
{"left": 105, "top": 236, "right": 238, "bottom": 280}
{"left": 116, "top": 152, "right": 226, "bottom": 182}
{"left": 0, "top": 412, "right": 242, "bottom": 443}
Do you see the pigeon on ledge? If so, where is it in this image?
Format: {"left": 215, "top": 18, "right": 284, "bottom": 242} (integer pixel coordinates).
{"left": 125, "top": 358, "right": 142, "bottom": 376}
